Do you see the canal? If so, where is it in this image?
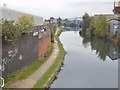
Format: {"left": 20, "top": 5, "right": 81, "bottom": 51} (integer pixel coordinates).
{"left": 50, "top": 27, "right": 119, "bottom": 88}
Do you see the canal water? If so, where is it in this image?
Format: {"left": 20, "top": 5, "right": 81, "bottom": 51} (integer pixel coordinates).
{"left": 50, "top": 27, "right": 118, "bottom": 88}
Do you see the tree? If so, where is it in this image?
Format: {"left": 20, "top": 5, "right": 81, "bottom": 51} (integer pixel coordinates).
{"left": 92, "top": 15, "right": 108, "bottom": 37}
{"left": 2, "top": 20, "right": 21, "bottom": 43}
{"left": 57, "top": 17, "right": 62, "bottom": 27}
{"left": 17, "top": 16, "right": 34, "bottom": 33}
{"left": 82, "top": 13, "right": 91, "bottom": 34}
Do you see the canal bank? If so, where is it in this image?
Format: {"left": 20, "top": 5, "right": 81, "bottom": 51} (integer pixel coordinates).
{"left": 34, "top": 27, "right": 65, "bottom": 88}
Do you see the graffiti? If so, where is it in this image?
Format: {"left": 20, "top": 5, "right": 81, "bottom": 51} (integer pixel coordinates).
{"left": 0, "top": 77, "right": 4, "bottom": 89}
{"left": 18, "top": 54, "right": 23, "bottom": 60}
{"left": 0, "top": 65, "right": 4, "bottom": 71}
{"left": 1, "top": 48, "right": 23, "bottom": 71}
{"left": 33, "top": 31, "right": 39, "bottom": 36}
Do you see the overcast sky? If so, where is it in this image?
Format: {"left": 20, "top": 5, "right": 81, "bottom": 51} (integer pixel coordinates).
{"left": 1, "top": 0, "right": 115, "bottom": 19}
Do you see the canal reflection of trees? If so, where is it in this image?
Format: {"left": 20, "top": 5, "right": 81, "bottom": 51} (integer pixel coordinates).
{"left": 79, "top": 31, "right": 120, "bottom": 61}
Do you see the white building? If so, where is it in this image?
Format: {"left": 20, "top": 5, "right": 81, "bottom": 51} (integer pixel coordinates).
{"left": 109, "top": 19, "right": 120, "bottom": 35}
{"left": 0, "top": 7, "right": 43, "bottom": 26}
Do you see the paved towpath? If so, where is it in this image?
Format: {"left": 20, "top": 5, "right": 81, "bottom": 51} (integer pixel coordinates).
{"left": 6, "top": 28, "right": 60, "bottom": 88}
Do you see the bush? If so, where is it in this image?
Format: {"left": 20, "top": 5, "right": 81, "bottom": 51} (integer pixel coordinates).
{"left": 82, "top": 13, "right": 91, "bottom": 34}
{"left": 2, "top": 16, "right": 34, "bottom": 43}
{"left": 17, "top": 16, "right": 34, "bottom": 34}
{"left": 2, "top": 20, "right": 21, "bottom": 43}
{"left": 92, "top": 15, "right": 108, "bottom": 37}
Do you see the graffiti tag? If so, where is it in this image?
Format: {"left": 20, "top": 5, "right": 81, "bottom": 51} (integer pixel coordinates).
{"left": 1, "top": 48, "right": 23, "bottom": 71}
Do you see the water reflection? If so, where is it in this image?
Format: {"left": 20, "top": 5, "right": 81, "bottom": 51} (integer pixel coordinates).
{"left": 51, "top": 28, "right": 118, "bottom": 88}
{"left": 79, "top": 31, "right": 120, "bottom": 61}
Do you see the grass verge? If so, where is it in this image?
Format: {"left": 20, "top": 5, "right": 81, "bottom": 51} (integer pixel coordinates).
{"left": 5, "top": 43, "right": 54, "bottom": 87}
{"left": 33, "top": 27, "right": 65, "bottom": 88}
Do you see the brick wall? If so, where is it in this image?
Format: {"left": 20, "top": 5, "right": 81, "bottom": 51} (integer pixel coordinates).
{"left": 38, "top": 34, "right": 51, "bottom": 59}
{"left": 2, "top": 28, "right": 51, "bottom": 77}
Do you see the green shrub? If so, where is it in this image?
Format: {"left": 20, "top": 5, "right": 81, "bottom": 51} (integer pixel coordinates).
{"left": 2, "top": 20, "right": 21, "bottom": 43}
{"left": 17, "top": 16, "right": 34, "bottom": 34}
{"left": 2, "top": 16, "right": 34, "bottom": 43}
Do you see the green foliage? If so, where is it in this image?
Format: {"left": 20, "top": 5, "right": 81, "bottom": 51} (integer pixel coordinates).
{"left": 91, "top": 36, "right": 108, "bottom": 61}
{"left": 2, "top": 20, "right": 21, "bottom": 43}
{"left": 92, "top": 15, "right": 108, "bottom": 37}
{"left": 0, "top": 22, "right": 2, "bottom": 36}
{"left": 17, "top": 16, "right": 34, "bottom": 33}
{"left": 57, "top": 17, "right": 62, "bottom": 27}
{"left": 46, "top": 24, "right": 57, "bottom": 42}
{"left": 2, "top": 16, "right": 35, "bottom": 43}
{"left": 82, "top": 13, "right": 109, "bottom": 38}
{"left": 82, "top": 13, "right": 91, "bottom": 33}
{"left": 81, "top": 14, "right": 119, "bottom": 61}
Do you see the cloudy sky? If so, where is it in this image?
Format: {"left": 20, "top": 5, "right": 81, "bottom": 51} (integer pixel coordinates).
{"left": 1, "top": 0, "right": 115, "bottom": 19}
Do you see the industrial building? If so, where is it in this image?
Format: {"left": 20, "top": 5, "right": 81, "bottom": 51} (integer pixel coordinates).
{"left": 1, "top": 7, "right": 43, "bottom": 26}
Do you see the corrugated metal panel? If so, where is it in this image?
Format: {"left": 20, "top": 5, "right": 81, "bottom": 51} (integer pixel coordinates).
{"left": 1, "top": 7, "right": 43, "bottom": 26}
